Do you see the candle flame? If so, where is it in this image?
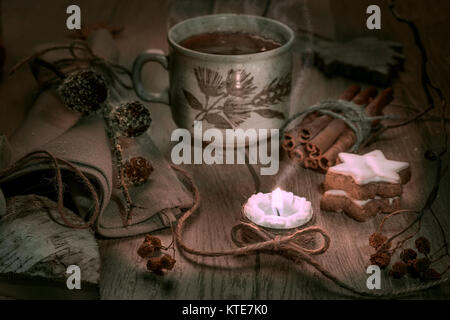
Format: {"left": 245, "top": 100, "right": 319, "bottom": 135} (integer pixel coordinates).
{"left": 271, "top": 187, "right": 284, "bottom": 216}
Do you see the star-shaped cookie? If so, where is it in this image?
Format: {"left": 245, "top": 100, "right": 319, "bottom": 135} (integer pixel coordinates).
{"left": 329, "top": 150, "right": 409, "bottom": 184}
{"left": 324, "top": 150, "right": 411, "bottom": 200}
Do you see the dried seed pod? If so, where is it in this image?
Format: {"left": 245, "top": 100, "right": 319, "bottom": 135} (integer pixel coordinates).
{"left": 389, "top": 261, "right": 408, "bottom": 279}
{"left": 370, "top": 248, "right": 391, "bottom": 269}
{"left": 58, "top": 69, "right": 108, "bottom": 114}
{"left": 137, "top": 242, "right": 158, "bottom": 259}
{"left": 123, "top": 156, "right": 153, "bottom": 187}
{"left": 147, "top": 257, "right": 163, "bottom": 272}
{"left": 369, "top": 232, "right": 389, "bottom": 249}
{"left": 159, "top": 254, "right": 176, "bottom": 270}
{"left": 400, "top": 248, "right": 417, "bottom": 264}
{"left": 109, "top": 101, "right": 151, "bottom": 137}
{"left": 415, "top": 237, "right": 431, "bottom": 255}
{"left": 137, "top": 235, "right": 162, "bottom": 258}
{"left": 144, "top": 235, "right": 162, "bottom": 248}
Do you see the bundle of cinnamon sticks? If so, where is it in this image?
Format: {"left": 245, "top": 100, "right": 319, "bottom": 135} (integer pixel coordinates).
{"left": 282, "top": 85, "right": 393, "bottom": 171}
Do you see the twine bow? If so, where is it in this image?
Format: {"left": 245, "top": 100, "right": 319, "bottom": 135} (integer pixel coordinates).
{"left": 171, "top": 164, "right": 448, "bottom": 298}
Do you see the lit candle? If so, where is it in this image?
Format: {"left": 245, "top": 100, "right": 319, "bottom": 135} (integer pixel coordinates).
{"left": 271, "top": 187, "right": 284, "bottom": 216}
{"left": 243, "top": 188, "right": 313, "bottom": 229}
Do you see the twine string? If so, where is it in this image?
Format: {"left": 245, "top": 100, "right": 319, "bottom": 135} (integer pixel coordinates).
{"left": 280, "top": 99, "right": 399, "bottom": 152}
{"left": 170, "top": 164, "right": 448, "bottom": 298}
{"left": 0, "top": 150, "right": 100, "bottom": 229}
{"left": 10, "top": 40, "right": 133, "bottom": 91}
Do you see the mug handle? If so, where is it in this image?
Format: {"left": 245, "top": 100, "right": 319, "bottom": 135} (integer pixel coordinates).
{"left": 132, "top": 49, "right": 170, "bottom": 105}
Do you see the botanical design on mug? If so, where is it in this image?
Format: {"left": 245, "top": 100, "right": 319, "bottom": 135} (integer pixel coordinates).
{"left": 183, "top": 67, "right": 290, "bottom": 129}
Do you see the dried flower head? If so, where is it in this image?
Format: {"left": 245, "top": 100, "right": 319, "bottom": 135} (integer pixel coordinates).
{"left": 137, "top": 242, "right": 158, "bottom": 259}
{"left": 137, "top": 235, "right": 162, "bottom": 259}
{"left": 370, "top": 248, "right": 392, "bottom": 269}
{"left": 369, "top": 232, "right": 389, "bottom": 249}
{"left": 400, "top": 248, "right": 417, "bottom": 264}
{"left": 389, "top": 261, "right": 408, "bottom": 279}
{"left": 144, "top": 235, "right": 163, "bottom": 248}
{"left": 147, "top": 257, "right": 163, "bottom": 272}
{"left": 415, "top": 237, "right": 431, "bottom": 255}
{"left": 159, "top": 254, "right": 176, "bottom": 270}
{"left": 58, "top": 69, "right": 108, "bottom": 114}
{"left": 123, "top": 156, "right": 153, "bottom": 187}
{"left": 110, "top": 101, "right": 152, "bottom": 137}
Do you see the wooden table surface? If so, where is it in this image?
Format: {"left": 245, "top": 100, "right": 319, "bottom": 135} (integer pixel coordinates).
{"left": 0, "top": 0, "right": 449, "bottom": 299}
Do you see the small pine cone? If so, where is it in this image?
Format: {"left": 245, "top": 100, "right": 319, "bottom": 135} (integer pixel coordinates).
{"left": 123, "top": 157, "right": 153, "bottom": 186}
{"left": 370, "top": 248, "right": 392, "bottom": 269}
{"left": 159, "top": 254, "right": 176, "bottom": 270}
{"left": 58, "top": 70, "right": 108, "bottom": 114}
{"left": 369, "top": 232, "right": 390, "bottom": 249}
{"left": 411, "top": 258, "right": 430, "bottom": 273}
{"left": 422, "top": 268, "right": 442, "bottom": 282}
{"left": 110, "top": 101, "right": 151, "bottom": 137}
{"left": 400, "top": 248, "right": 417, "bottom": 264}
{"left": 389, "top": 261, "right": 408, "bottom": 279}
{"left": 415, "top": 237, "right": 431, "bottom": 255}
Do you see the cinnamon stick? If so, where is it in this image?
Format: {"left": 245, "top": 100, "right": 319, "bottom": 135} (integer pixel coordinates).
{"left": 365, "top": 88, "right": 394, "bottom": 125}
{"left": 306, "top": 86, "right": 372, "bottom": 157}
{"left": 282, "top": 112, "right": 319, "bottom": 152}
{"left": 290, "top": 144, "right": 306, "bottom": 163}
{"left": 303, "top": 157, "right": 318, "bottom": 169}
{"left": 299, "top": 85, "right": 361, "bottom": 142}
{"left": 318, "top": 87, "right": 394, "bottom": 170}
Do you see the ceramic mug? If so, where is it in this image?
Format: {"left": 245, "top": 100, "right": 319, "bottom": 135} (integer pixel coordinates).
{"left": 132, "top": 14, "right": 294, "bottom": 133}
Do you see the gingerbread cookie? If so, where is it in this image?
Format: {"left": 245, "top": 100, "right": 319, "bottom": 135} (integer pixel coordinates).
{"left": 324, "top": 150, "right": 411, "bottom": 200}
{"left": 320, "top": 189, "right": 401, "bottom": 222}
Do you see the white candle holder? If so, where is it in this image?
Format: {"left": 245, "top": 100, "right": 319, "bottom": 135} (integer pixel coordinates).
{"left": 243, "top": 188, "right": 313, "bottom": 230}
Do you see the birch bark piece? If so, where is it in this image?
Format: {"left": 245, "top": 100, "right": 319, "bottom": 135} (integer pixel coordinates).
{"left": 0, "top": 195, "right": 100, "bottom": 299}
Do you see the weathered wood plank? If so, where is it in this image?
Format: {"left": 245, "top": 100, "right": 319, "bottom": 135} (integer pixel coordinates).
{"left": 0, "top": 0, "right": 449, "bottom": 300}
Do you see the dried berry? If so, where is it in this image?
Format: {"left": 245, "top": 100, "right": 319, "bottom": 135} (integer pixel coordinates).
{"left": 123, "top": 156, "right": 153, "bottom": 186}
{"left": 400, "top": 248, "right": 417, "bottom": 264}
{"left": 110, "top": 101, "right": 151, "bottom": 137}
{"left": 144, "top": 235, "right": 162, "bottom": 248}
{"left": 137, "top": 241, "right": 158, "bottom": 259}
{"left": 369, "top": 232, "right": 388, "bottom": 249}
{"left": 411, "top": 258, "right": 430, "bottom": 273}
{"left": 389, "top": 261, "right": 408, "bottom": 279}
{"left": 415, "top": 237, "right": 431, "bottom": 255}
{"left": 422, "top": 268, "right": 441, "bottom": 282}
{"left": 58, "top": 69, "right": 108, "bottom": 114}
{"left": 137, "top": 235, "right": 163, "bottom": 259}
{"left": 159, "top": 254, "right": 176, "bottom": 270}
{"left": 370, "top": 248, "right": 392, "bottom": 269}
{"left": 147, "top": 257, "right": 163, "bottom": 272}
